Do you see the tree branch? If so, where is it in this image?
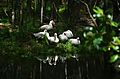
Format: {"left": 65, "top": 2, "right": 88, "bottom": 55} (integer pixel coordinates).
{"left": 80, "top": 0, "right": 98, "bottom": 27}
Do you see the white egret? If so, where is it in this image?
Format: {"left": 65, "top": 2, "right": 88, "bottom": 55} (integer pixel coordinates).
{"left": 63, "top": 30, "right": 73, "bottom": 38}
{"left": 69, "top": 37, "right": 80, "bottom": 45}
{"left": 48, "top": 33, "right": 59, "bottom": 43}
{"left": 59, "top": 33, "right": 68, "bottom": 41}
{"left": 39, "top": 20, "right": 55, "bottom": 30}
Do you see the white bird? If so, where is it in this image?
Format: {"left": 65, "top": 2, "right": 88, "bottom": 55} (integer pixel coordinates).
{"left": 39, "top": 20, "right": 55, "bottom": 30}
{"left": 63, "top": 30, "right": 73, "bottom": 38}
{"left": 33, "top": 29, "right": 49, "bottom": 39}
{"left": 69, "top": 37, "right": 80, "bottom": 45}
{"left": 48, "top": 33, "right": 59, "bottom": 43}
{"left": 59, "top": 33, "right": 68, "bottom": 41}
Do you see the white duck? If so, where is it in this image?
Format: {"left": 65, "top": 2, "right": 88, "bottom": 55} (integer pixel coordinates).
{"left": 69, "top": 37, "right": 80, "bottom": 45}
{"left": 39, "top": 20, "right": 55, "bottom": 30}
{"left": 59, "top": 33, "right": 68, "bottom": 41}
{"left": 48, "top": 33, "right": 59, "bottom": 43}
{"left": 63, "top": 30, "right": 73, "bottom": 38}
{"left": 33, "top": 29, "right": 49, "bottom": 39}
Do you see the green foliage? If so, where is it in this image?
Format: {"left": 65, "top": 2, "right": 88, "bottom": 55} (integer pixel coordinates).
{"left": 93, "top": 6, "right": 118, "bottom": 28}
{"left": 58, "top": 5, "right": 66, "bottom": 13}
{"left": 57, "top": 41, "right": 77, "bottom": 54}
{"left": 0, "top": 18, "right": 9, "bottom": 23}
{"left": 110, "top": 21, "right": 118, "bottom": 27}
{"left": 93, "top": 6, "right": 120, "bottom": 63}
{"left": 113, "top": 37, "right": 120, "bottom": 45}
{"left": 109, "top": 54, "right": 119, "bottom": 63}
{"left": 0, "top": 28, "right": 10, "bottom": 40}
{"left": 93, "top": 36, "right": 103, "bottom": 50}
{"left": 109, "top": 37, "right": 120, "bottom": 52}
{"left": 93, "top": 7, "right": 104, "bottom": 16}
{"left": 0, "top": 1, "right": 119, "bottom": 64}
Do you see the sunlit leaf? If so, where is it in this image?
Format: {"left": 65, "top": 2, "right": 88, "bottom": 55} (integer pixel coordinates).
{"left": 59, "top": 7, "right": 65, "bottom": 13}
{"left": 58, "top": 5, "right": 66, "bottom": 13}
{"left": 110, "top": 21, "right": 118, "bottom": 27}
{"left": 110, "top": 54, "right": 119, "bottom": 63}
{"left": 93, "top": 37, "right": 103, "bottom": 49}
{"left": 93, "top": 7, "right": 103, "bottom": 15}
{"left": 111, "top": 45, "right": 119, "bottom": 52}
{"left": 113, "top": 37, "right": 120, "bottom": 45}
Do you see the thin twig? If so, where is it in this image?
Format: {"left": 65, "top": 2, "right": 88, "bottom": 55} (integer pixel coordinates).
{"left": 80, "top": 0, "right": 98, "bottom": 27}
{"left": 93, "top": 0, "right": 98, "bottom": 8}
{"left": 53, "top": 2, "right": 57, "bottom": 13}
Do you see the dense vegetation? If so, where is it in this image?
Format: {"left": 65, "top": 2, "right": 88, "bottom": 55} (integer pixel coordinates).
{"left": 0, "top": 0, "right": 120, "bottom": 63}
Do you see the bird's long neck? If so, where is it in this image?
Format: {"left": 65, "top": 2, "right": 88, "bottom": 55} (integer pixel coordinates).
{"left": 54, "top": 36, "right": 57, "bottom": 41}
{"left": 49, "top": 22, "right": 53, "bottom": 27}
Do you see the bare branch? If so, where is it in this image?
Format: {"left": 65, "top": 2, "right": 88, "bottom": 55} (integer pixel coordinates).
{"left": 93, "top": 0, "right": 97, "bottom": 8}
{"left": 80, "top": 0, "right": 98, "bottom": 27}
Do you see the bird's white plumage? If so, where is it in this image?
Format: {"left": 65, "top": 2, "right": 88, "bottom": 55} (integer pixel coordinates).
{"left": 59, "top": 33, "right": 68, "bottom": 41}
{"left": 39, "top": 20, "right": 55, "bottom": 30}
{"left": 63, "top": 30, "right": 73, "bottom": 38}
{"left": 69, "top": 37, "right": 80, "bottom": 45}
{"left": 33, "top": 29, "right": 48, "bottom": 38}
{"left": 48, "top": 33, "right": 59, "bottom": 43}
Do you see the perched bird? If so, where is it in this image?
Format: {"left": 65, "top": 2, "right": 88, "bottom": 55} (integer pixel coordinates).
{"left": 63, "top": 30, "right": 73, "bottom": 38}
{"left": 59, "top": 33, "right": 68, "bottom": 41}
{"left": 69, "top": 37, "right": 80, "bottom": 45}
{"left": 39, "top": 20, "right": 55, "bottom": 30}
{"left": 33, "top": 29, "right": 49, "bottom": 39}
{"left": 48, "top": 33, "right": 59, "bottom": 43}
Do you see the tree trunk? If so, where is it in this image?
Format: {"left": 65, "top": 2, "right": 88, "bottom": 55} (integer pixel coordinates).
{"left": 41, "top": 0, "right": 44, "bottom": 23}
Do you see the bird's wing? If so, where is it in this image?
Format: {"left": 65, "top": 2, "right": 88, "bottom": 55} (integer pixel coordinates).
{"left": 40, "top": 25, "right": 48, "bottom": 29}
{"left": 33, "top": 32, "right": 40, "bottom": 37}
{"left": 59, "top": 34, "right": 68, "bottom": 40}
{"left": 48, "top": 37, "right": 54, "bottom": 42}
